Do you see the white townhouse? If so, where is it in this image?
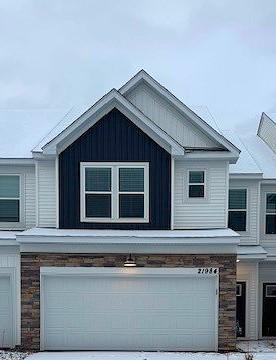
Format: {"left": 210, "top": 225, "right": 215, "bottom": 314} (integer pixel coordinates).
{"left": 0, "top": 70, "right": 275, "bottom": 352}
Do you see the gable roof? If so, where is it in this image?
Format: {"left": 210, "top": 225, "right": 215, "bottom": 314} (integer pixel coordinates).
{"left": 119, "top": 70, "right": 240, "bottom": 158}
{"left": 40, "top": 88, "right": 185, "bottom": 156}
{"left": 0, "top": 70, "right": 240, "bottom": 162}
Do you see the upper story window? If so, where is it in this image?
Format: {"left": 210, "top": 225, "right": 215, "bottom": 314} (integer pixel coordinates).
{"left": 228, "top": 189, "right": 247, "bottom": 231}
{"left": 0, "top": 175, "right": 20, "bottom": 223}
{"left": 80, "top": 162, "right": 149, "bottom": 223}
{"left": 188, "top": 171, "right": 205, "bottom": 198}
{"left": 266, "top": 193, "right": 276, "bottom": 234}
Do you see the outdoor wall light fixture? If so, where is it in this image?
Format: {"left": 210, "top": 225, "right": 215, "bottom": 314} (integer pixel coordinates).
{"left": 124, "top": 254, "right": 136, "bottom": 267}
{"left": 236, "top": 259, "right": 240, "bottom": 263}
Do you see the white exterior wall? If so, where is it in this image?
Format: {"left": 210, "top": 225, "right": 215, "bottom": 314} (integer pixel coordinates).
{"left": 36, "top": 160, "right": 57, "bottom": 228}
{"left": 237, "top": 261, "right": 259, "bottom": 340}
{"left": 0, "top": 247, "right": 20, "bottom": 345}
{"left": 229, "top": 179, "right": 260, "bottom": 245}
{"left": 125, "top": 83, "right": 220, "bottom": 149}
{"left": 260, "top": 184, "right": 276, "bottom": 249}
{"left": 0, "top": 165, "right": 36, "bottom": 230}
{"left": 258, "top": 114, "right": 276, "bottom": 154}
{"left": 174, "top": 160, "right": 228, "bottom": 229}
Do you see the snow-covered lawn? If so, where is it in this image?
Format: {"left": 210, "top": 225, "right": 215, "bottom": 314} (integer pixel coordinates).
{"left": 2, "top": 342, "right": 276, "bottom": 360}
{"left": 0, "top": 350, "right": 31, "bottom": 360}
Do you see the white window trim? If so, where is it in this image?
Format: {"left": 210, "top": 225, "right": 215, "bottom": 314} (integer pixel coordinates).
{"left": 80, "top": 162, "right": 149, "bottom": 223}
{"left": 0, "top": 174, "right": 24, "bottom": 228}
{"left": 228, "top": 188, "right": 248, "bottom": 232}
{"left": 236, "top": 283, "right": 242, "bottom": 297}
{"left": 265, "top": 192, "right": 276, "bottom": 235}
{"left": 187, "top": 170, "right": 206, "bottom": 199}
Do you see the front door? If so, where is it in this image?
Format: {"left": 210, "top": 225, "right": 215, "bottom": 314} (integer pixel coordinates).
{"left": 263, "top": 283, "right": 276, "bottom": 336}
{"left": 236, "top": 281, "right": 246, "bottom": 337}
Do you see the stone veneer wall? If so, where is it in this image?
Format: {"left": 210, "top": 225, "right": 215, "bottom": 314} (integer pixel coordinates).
{"left": 21, "top": 253, "right": 236, "bottom": 351}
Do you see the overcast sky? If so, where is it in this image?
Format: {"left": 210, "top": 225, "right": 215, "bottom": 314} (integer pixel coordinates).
{"left": 0, "top": 0, "right": 276, "bottom": 133}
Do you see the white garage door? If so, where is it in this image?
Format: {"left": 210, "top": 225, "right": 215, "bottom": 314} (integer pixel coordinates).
{"left": 41, "top": 268, "right": 218, "bottom": 351}
{"left": 0, "top": 276, "right": 13, "bottom": 348}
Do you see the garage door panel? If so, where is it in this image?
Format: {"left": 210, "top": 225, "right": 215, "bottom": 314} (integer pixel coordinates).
{"left": 0, "top": 276, "right": 12, "bottom": 348}
{"left": 42, "top": 270, "right": 217, "bottom": 351}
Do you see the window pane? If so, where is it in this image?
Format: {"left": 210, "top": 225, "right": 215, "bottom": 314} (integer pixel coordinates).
{"left": 266, "top": 285, "right": 276, "bottom": 297}
{"left": 229, "top": 189, "right": 247, "bottom": 209}
{"left": 189, "top": 171, "right": 204, "bottom": 183}
{"left": 119, "top": 194, "right": 144, "bottom": 218}
{"left": 0, "top": 176, "right": 19, "bottom": 198}
{"left": 266, "top": 194, "right": 276, "bottom": 213}
{"left": 119, "top": 168, "right": 144, "bottom": 192}
{"left": 189, "top": 185, "right": 204, "bottom": 198}
{"left": 85, "top": 194, "right": 111, "bottom": 218}
{"left": 0, "top": 199, "right": 19, "bottom": 222}
{"left": 228, "top": 211, "right": 246, "bottom": 231}
{"left": 266, "top": 214, "right": 276, "bottom": 234}
{"left": 85, "top": 168, "right": 111, "bottom": 192}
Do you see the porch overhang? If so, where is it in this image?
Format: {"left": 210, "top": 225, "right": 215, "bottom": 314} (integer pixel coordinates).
{"left": 237, "top": 245, "right": 267, "bottom": 260}
{"left": 16, "top": 228, "right": 240, "bottom": 254}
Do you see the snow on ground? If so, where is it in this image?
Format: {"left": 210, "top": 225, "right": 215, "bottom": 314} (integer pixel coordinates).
{"left": 2, "top": 342, "right": 276, "bottom": 360}
{"left": 25, "top": 351, "right": 276, "bottom": 360}
{"left": 0, "top": 350, "right": 31, "bottom": 360}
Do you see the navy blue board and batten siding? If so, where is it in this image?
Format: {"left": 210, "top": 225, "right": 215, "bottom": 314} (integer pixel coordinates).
{"left": 59, "top": 108, "right": 171, "bottom": 229}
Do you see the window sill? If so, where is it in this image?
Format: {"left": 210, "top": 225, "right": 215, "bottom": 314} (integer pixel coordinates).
{"left": 80, "top": 217, "right": 149, "bottom": 223}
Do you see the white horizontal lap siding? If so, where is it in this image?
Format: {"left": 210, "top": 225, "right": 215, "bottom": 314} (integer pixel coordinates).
{"left": 237, "top": 262, "right": 258, "bottom": 340}
{"left": 126, "top": 83, "right": 219, "bottom": 148}
{"left": 174, "top": 161, "right": 227, "bottom": 229}
{"left": 260, "top": 184, "right": 276, "bottom": 248}
{"left": 229, "top": 179, "right": 260, "bottom": 245}
{"left": 0, "top": 165, "right": 35, "bottom": 230}
{"left": 37, "top": 160, "right": 56, "bottom": 228}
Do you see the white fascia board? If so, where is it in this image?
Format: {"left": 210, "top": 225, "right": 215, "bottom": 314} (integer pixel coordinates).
{"left": 0, "top": 158, "right": 35, "bottom": 165}
{"left": 42, "top": 89, "right": 184, "bottom": 156}
{"left": 177, "top": 151, "right": 239, "bottom": 163}
{"left": 237, "top": 245, "right": 267, "bottom": 260}
{"left": 119, "top": 70, "right": 240, "bottom": 158}
{"left": 230, "top": 173, "right": 264, "bottom": 180}
{"left": 40, "top": 267, "right": 219, "bottom": 277}
{"left": 261, "top": 179, "right": 276, "bottom": 185}
{"left": 19, "top": 243, "right": 238, "bottom": 254}
{"left": 17, "top": 229, "right": 239, "bottom": 254}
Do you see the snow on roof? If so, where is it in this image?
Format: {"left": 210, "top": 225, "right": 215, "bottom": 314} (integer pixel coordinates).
{"left": 0, "top": 100, "right": 275, "bottom": 179}
{"left": 0, "top": 109, "right": 68, "bottom": 158}
{"left": 266, "top": 112, "right": 276, "bottom": 123}
{"left": 19, "top": 227, "right": 239, "bottom": 239}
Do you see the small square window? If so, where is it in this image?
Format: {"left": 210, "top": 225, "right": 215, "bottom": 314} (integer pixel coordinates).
{"left": 266, "top": 285, "right": 276, "bottom": 297}
{"left": 188, "top": 171, "right": 205, "bottom": 198}
{"left": 236, "top": 284, "right": 242, "bottom": 297}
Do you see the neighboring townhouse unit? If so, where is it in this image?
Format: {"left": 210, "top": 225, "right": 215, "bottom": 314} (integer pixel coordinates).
{"left": 0, "top": 70, "right": 275, "bottom": 352}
